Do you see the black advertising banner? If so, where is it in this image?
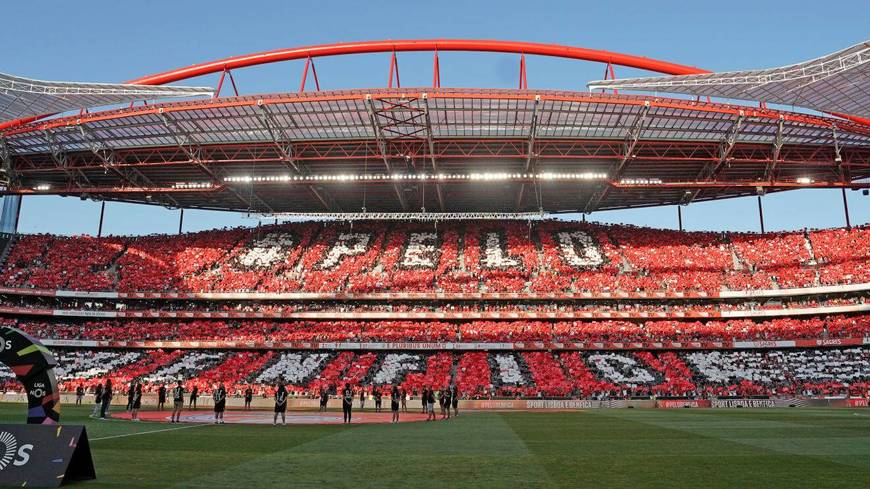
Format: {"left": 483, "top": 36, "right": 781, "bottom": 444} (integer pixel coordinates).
{"left": 0, "top": 424, "right": 95, "bottom": 487}
{"left": 0, "top": 326, "right": 61, "bottom": 424}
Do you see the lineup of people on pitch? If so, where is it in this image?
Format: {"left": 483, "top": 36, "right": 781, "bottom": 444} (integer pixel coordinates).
{"left": 43, "top": 347, "right": 870, "bottom": 405}
{"left": 80, "top": 377, "right": 461, "bottom": 424}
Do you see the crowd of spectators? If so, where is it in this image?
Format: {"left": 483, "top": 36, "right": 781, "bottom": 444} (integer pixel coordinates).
{"left": 2, "top": 222, "right": 867, "bottom": 294}
{"left": 16, "top": 346, "right": 867, "bottom": 400}
{"left": 10, "top": 315, "right": 869, "bottom": 344}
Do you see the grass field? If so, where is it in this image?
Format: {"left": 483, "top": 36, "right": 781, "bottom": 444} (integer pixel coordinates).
{"left": 2, "top": 403, "right": 870, "bottom": 488}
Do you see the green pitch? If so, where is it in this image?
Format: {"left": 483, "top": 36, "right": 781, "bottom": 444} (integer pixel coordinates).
{"left": 2, "top": 403, "right": 869, "bottom": 488}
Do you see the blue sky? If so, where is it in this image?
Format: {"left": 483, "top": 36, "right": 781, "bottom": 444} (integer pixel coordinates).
{"left": 2, "top": 0, "right": 867, "bottom": 235}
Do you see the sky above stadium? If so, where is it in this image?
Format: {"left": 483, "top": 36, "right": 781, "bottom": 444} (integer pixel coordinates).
{"left": 2, "top": 0, "right": 868, "bottom": 236}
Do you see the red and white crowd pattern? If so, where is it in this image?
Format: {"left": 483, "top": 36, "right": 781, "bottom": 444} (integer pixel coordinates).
{"left": 3, "top": 346, "right": 868, "bottom": 400}
{"left": 0, "top": 221, "right": 867, "bottom": 295}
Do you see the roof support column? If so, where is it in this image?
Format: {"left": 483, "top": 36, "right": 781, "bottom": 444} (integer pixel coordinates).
{"left": 765, "top": 116, "right": 784, "bottom": 181}
{"left": 842, "top": 188, "right": 851, "bottom": 229}
{"left": 0, "top": 137, "right": 15, "bottom": 187}
{"left": 97, "top": 201, "right": 106, "bottom": 238}
{"left": 514, "top": 95, "right": 541, "bottom": 210}
{"left": 159, "top": 110, "right": 273, "bottom": 213}
{"left": 685, "top": 111, "right": 745, "bottom": 205}
{"left": 584, "top": 101, "right": 650, "bottom": 213}
{"left": 757, "top": 195, "right": 765, "bottom": 233}
{"left": 0, "top": 195, "right": 22, "bottom": 234}
{"left": 421, "top": 94, "right": 445, "bottom": 212}
{"left": 677, "top": 205, "right": 683, "bottom": 232}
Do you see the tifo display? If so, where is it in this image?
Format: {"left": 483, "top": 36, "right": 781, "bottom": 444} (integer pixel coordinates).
{"left": 0, "top": 347, "right": 868, "bottom": 399}
{"left": 0, "top": 220, "right": 866, "bottom": 406}
{"left": 0, "top": 221, "right": 866, "bottom": 293}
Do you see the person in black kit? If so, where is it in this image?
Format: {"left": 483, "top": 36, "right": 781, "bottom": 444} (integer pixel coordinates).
{"left": 420, "top": 388, "right": 428, "bottom": 414}
{"left": 126, "top": 382, "right": 135, "bottom": 411}
{"left": 426, "top": 387, "right": 436, "bottom": 421}
{"left": 131, "top": 381, "right": 142, "bottom": 421}
{"left": 373, "top": 387, "right": 382, "bottom": 413}
{"left": 442, "top": 387, "right": 452, "bottom": 420}
{"left": 319, "top": 387, "right": 328, "bottom": 412}
{"left": 244, "top": 385, "right": 253, "bottom": 410}
{"left": 400, "top": 388, "right": 407, "bottom": 413}
{"left": 359, "top": 389, "right": 366, "bottom": 410}
{"left": 213, "top": 382, "right": 227, "bottom": 424}
{"left": 341, "top": 383, "right": 353, "bottom": 424}
{"left": 273, "top": 380, "right": 288, "bottom": 425}
{"left": 451, "top": 384, "right": 460, "bottom": 417}
{"left": 171, "top": 380, "right": 185, "bottom": 423}
{"left": 99, "top": 379, "right": 113, "bottom": 420}
{"left": 158, "top": 383, "right": 167, "bottom": 411}
{"left": 390, "top": 385, "right": 400, "bottom": 423}
{"left": 189, "top": 385, "right": 199, "bottom": 410}
{"left": 75, "top": 384, "right": 84, "bottom": 405}
{"left": 91, "top": 382, "right": 103, "bottom": 417}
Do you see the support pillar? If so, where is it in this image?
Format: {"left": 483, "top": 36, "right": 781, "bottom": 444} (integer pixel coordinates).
{"left": 677, "top": 206, "right": 683, "bottom": 232}
{"left": 0, "top": 195, "right": 22, "bottom": 234}
{"left": 757, "top": 196, "right": 765, "bottom": 233}
{"left": 842, "top": 188, "right": 851, "bottom": 229}
{"left": 178, "top": 208, "right": 184, "bottom": 235}
{"left": 97, "top": 202, "right": 106, "bottom": 238}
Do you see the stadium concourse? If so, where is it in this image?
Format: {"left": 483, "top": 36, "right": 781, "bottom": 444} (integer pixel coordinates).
{"left": 0, "top": 220, "right": 868, "bottom": 407}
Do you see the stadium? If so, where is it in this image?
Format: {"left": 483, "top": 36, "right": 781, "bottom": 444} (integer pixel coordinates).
{"left": 0, "top": 4, "right": 869, "bottom": 487}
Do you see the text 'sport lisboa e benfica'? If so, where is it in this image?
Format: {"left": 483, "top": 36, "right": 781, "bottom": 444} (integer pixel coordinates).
{"left": 0, "top": 40, "right": 868, "bottom": 410}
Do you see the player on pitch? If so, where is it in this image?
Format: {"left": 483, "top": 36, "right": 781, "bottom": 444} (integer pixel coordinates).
{"left": 171, "top": 379, "right": 185, "bottom": 423}
{"left": 213, "top": 382, "right": 227, "bottom": 424}
{"left": 274, "top": 379, "right": 288, "bottom": 425}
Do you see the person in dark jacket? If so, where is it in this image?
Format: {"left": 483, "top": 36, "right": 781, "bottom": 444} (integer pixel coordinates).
{"left": 213, "top": 383, "right": 227, "bottom": 424}
{"left": 171, "top": 380, "right": 185, "bottom": 423}
{"left": 391, "top": 385, "right": 401, "bottom": 423}
{"left": 273, "top": 381, "right": 288, "bottom": 425}
{"left": 99, "top": 379, "right": 113, "bottom": 420}
{"left": 374, "top": 387, "right": 382, "bottom": 413}
{"left": 342, "top": 383, "right": 354, "bottom": 424}
{"left": 319, "top": 388, "right": 328, "bottom": 412}
{"left": 91, "top": 382, "right": 104, "bottom": 417}
{"left": 189, "top": 385, "right": 199, "bottom": 409}
{"left": 126, "top": 382, "right": 135, "bottom": 411}
{"left": 244, "top": 385, "right": 253, "bottom": 410}
{"left": 157, "top": 384, "right": 166, "bottom": 410}
{"left": 131, "top": 381, "right": 142, "bottom": 421}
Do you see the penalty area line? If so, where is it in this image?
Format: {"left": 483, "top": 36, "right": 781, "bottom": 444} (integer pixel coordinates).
{"left": 91, "top": 423, "right": 211, "bottom": 441}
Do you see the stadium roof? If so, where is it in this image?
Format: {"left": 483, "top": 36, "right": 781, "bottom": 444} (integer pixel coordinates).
{"left": 2, "top": 88, "right": 868, "bottom": 214}
{"left": 588, "top": 41, "right": 870, "bottom": 120}
{"left": 0, "top": 72, "right": 214, "bottom": 122}
{"left": 0, "top": 40, "right": 868, "bottom": 215}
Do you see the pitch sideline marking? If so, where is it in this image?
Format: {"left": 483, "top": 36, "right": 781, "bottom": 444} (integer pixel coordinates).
{"left": 91, "top": 423, "right": 210, "bottom": 441}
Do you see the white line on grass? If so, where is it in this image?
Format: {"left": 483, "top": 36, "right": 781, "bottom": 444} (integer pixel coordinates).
{"left": 91, "top": 423, "right": 210, "bottom": 441}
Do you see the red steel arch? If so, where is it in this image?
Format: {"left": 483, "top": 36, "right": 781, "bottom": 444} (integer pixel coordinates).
{"left": 128, "top": 39, "right": 709, "bottom": 86}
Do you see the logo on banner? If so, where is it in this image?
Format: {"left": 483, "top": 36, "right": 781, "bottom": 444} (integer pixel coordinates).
{"left": 29, "top": 381, "right": 47, "bottom": 400}
{"left": 0, "top": 339, "right": 11, "bottom": 354}
{"left": 0, "top": 431, "right": 32, "bottom": 470}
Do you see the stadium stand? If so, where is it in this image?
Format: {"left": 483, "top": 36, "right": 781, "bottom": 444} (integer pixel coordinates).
{"left": 4, "top": 347, "right": 864, "bottom": 399}
{"left": 1, "top": 222, "right": 867, "bottom": 293}
{"left": 0, "top": 221, "right": 868, "bottom": 401}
